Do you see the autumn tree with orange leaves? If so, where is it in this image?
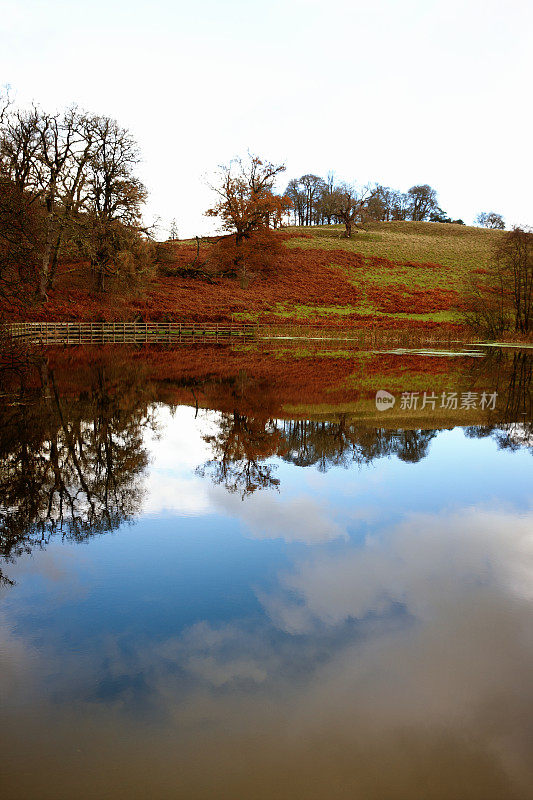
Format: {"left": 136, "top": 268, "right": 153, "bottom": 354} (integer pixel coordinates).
{"left": 206, "top": 154, "right": 291, "bottom": 280}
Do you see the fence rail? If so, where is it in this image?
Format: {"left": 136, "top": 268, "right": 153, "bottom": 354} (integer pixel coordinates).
{"left": 7, "top": 321, "right": 256, "bottom": 345}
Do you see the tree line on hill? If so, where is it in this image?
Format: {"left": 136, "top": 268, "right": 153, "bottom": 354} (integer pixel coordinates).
{"left": 285, "top": 176, "right": 507, "bottom": 231}
{"left": 285, "top": 174, "right": 465, "bottom": 227}
{"left": 204, "top": 159, "right": 452, "bottom": 248}
{"left": 192, "top": 153, "right": 532, "bottom": 335}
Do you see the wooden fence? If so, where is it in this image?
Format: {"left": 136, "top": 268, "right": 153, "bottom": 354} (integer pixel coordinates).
{"left": 7, "top": 321, "right": 256, "bottom": 345}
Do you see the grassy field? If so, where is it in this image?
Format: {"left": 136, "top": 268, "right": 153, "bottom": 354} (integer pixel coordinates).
{"left": 19, "top": 220, "right": 506, "bottom": 336}
{"left": 271, "top": 220, "right": 503, "bottom": 327}
{"left": 286, "top": 221, "right": 500, "bottom": 272}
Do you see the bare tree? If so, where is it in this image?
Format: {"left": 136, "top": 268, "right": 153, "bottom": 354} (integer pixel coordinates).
{"left": 169, "top": 218, "right": 179, "bottom": 240}
{"left": 0, "top": 105, "right": 43, "bottom": 195}
{"left": 497, "top": 227, "right": 533, "bottom": 334}
{"left": 47, "top": 110, "right": 97, "bottom": 287}
{"left": 0, "top": 178, "right": 44, "bottom": 312}
{"left": 365, "top": 184, "right": 397, "bottom": 222}
{"left": 0, "top": 86, "right": 11, "bottom": 126}
{"left": 463, "top": 227, "right": 533, "bottom": 336}
{"left": 316, "top": 172, "right": 339, "bottom": 225}
{"left": 33, "top": 108, "right": 87, "bottom": 300}
{"left": 333, "top": 183, "right": 376, "bottom": 238}
{"left": 389, "top": 189, "right": 411, "bottom": 221}
{"left": 285, "top": 177, "right": 306, "bottom": 225}
{"left": 298, "top": 174, "right": 325, "bottom": 225}
{"left": 81, "top": 116, "right": 150, "bottom": 291}
{"left": 407, "top": 184, "right": 438, "bottom": 221}
{"left": 1, "top": 105, "right": 99, "bottom": 298}
{"left": 476, "top": 211, "right": 505, "bottom": 229}
{"left": 0, "top": 104, "right": 46, "bottom": 309}
{"left": 1, "top": 99, "right": 153, "bottom": 300}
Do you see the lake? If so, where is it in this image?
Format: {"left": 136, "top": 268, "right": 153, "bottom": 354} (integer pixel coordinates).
{"left": 1, "top": 343, "right": 532, "bottom": 799}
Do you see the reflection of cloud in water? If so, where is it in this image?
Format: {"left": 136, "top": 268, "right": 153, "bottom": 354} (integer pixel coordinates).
{"left": 4, "top": 501, "right": 533, "bottom": 796}
{"left": 211, "top": 489, "right": 348, "bottom": 544}
{"left": 0, "top": 612, "right": 42, "bottom": 699}
{"left": 3, "top": 545, "right": 90, "bottom": 606}
{"left": 145, "top": 406, "right": 220, "bottom": 471}
{"left": 174, "top": 505, "right": 533, "bottom": 796}
{"left": 261, "top": 507, "right": 533, "bottom": 631}
{"left": 159, "top": 622, "right": 271, "bottom": 687}
{"left": 143, "top": 473, "right": 211, "bottom": 516}
{"left": 142, "top": 405, "right": 219, "bottom": 516}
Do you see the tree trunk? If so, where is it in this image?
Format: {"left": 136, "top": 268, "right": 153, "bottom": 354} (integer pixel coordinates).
{"left": 48, "top": 229, "right": 64, "bottom": 289}
{"left": 37, "top": 218, "right": 53, "bottom": 301}
{"left": 37, "top": 269, "right": 48, "bottom": 302}
{"left": 93, "top": 254, "right": 106, "bottom": 292}
{"left": 37, "top": 186, "right": 56, "bottom": 302}
{"left": 96, "top": 261, "right": 106, "bottom": 292}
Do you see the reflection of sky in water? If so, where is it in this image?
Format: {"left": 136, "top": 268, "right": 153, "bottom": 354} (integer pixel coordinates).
{"left": 2, "top": 406, "right": 533, "bottom": 799}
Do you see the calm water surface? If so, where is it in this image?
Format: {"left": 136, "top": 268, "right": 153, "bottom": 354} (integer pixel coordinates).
{"left": 1, "top": 346, "right": 532, "bottom": 799}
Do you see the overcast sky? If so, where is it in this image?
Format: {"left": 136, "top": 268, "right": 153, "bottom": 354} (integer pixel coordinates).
{"left": 2, "top": 0, "right": 532, "bottom": 237}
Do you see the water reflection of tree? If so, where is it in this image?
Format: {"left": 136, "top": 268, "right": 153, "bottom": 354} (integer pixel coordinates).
{"left": 2, "top": 346, "right": 531, "bottom": 581}
{"left": 465, "top": 351, "right": 532, "bottom": 452}
{"left": 0, "top": 356, "right": 155, "bottom": 585}
{"left": 197, "top": 412, "right": 281, "bottom": 497}
{"left": 198, "top": 351, "right": 532, "bottom": 497}
{"left": 198, "top": 412, "right": 440, "bottom": 498}
{"left": 280, "top": 419, "right": 438, "bottom": 470}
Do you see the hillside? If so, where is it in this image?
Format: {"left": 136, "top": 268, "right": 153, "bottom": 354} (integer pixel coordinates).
{"left": 267, "top": 221, "right": 501, "bottom": 328}
{"left": 16, "top": 221, "right": 505, "bottom": 334}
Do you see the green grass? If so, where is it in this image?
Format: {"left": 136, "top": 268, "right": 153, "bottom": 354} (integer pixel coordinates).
{"left": 270, "top": 302, "right": 461, "bottom": 325}
{"left": 277, "top": 220, "right": 505, "bottom": 326}
{"left": 272, "top": 303, "right": 359, "bottom": 320}
{"left": 286, "top": 220, "right": 502, "bottom": 274}
{"left": 232, "top": 311, "right": 260, "bottom": 323}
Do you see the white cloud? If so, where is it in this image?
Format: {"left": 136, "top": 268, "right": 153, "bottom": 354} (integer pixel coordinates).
{"left": 157, "top": 621, "right": 273, "bottom": 687}
{"left": 142, "top": 405, "right": 219, "bottom": 516}
{"left": 4, "top": 502, "right": 533, "bottom": 795}
{"left": 212, "top": 489, "right": 348, "bottom": 544}
{"left": 262, "top": 506, "right": 533, "bottom": 632}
